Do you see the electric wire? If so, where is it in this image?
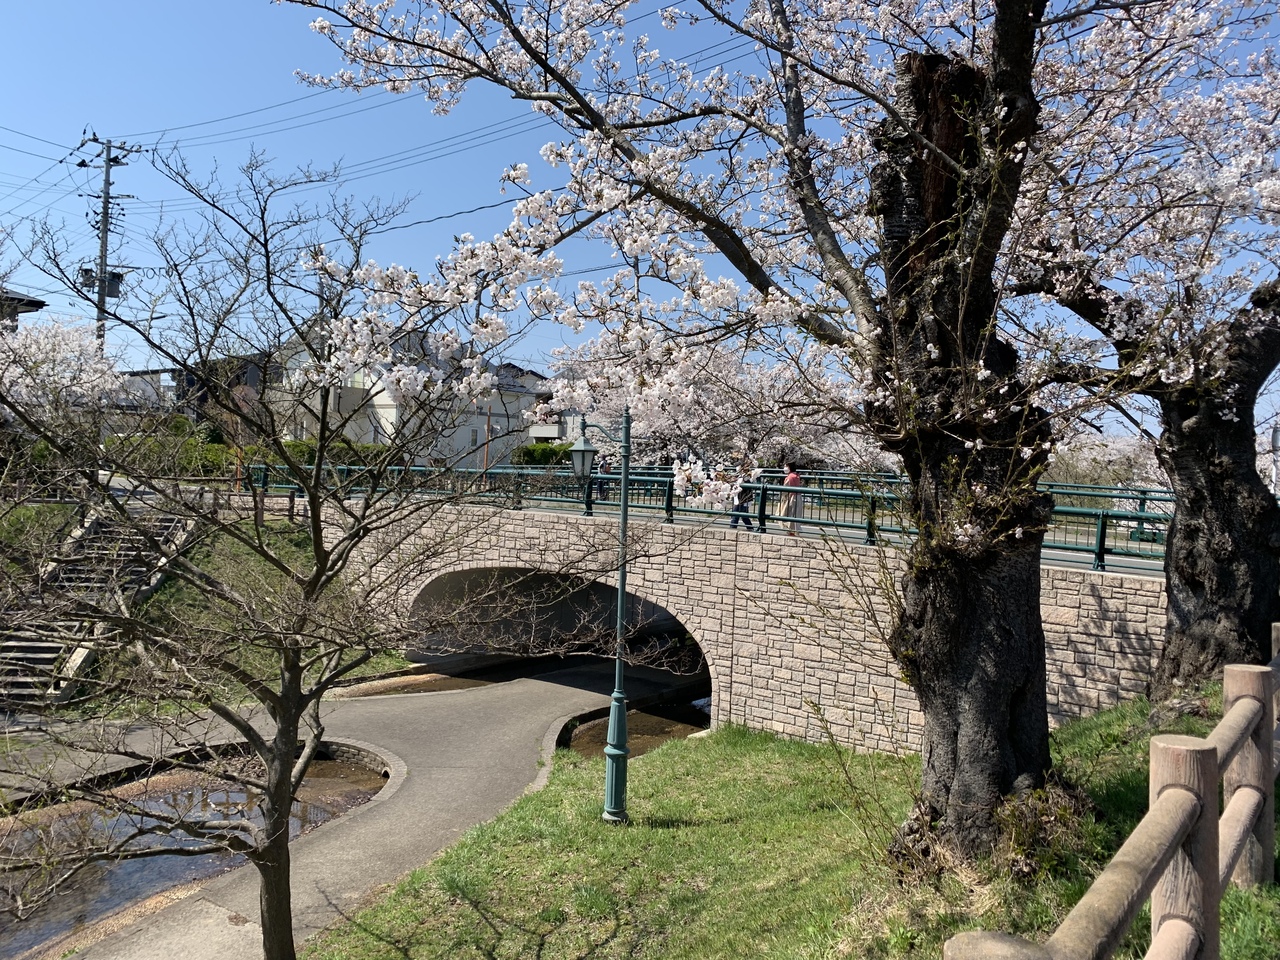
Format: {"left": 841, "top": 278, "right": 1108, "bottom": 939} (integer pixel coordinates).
{"left": 0, "top": 125, "right": 74, "bottom": 151}
{"left": 0, "top": 142, "right": 60, "bottom": 162}
{"left": 116, "top": 87, "right": 339, "bottom": 139}
{"left": 154, "top": 91, "right": 408, "bottom": 149}
{"left": 5, "top": 7, "right": 753, "bottom": 224}
{"left": 6, "top": 2, "right": 764, "bottom": 316}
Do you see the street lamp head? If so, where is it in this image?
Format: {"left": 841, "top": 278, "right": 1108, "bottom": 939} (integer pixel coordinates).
{"left": 569, "top": 431, "right": 597, "bottom": 478}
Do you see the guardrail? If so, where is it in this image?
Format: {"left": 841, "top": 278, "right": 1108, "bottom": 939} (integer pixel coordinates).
{"left": 240, "top": 464, "right": 1174, "bottom": 568}
{"left": 945, "top": 631, "right": 1280, "bottom": 960}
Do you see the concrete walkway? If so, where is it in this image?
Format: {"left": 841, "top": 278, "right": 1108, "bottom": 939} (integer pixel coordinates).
{"left": 46, "top": 660, "right": 690, "bottom": 960}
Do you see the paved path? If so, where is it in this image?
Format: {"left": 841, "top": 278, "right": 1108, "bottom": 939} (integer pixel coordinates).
{"left": 49, "top": 659, "right": 690, "bottom": 960}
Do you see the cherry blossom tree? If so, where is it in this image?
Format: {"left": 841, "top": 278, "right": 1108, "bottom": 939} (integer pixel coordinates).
{"left": 0, "top": 320, "right": 121, "bottom": 491}
{"left": 545, "top": 312, "right": 884, "bottom": 467}
{"left": 1047, "top": 432, "right": 1167, "bottom": 490}
{"left": 283, "top": 0, "right": 1278, "bottom": 852}
{"left": 1012, "top": 4, "right": 1280, "bottom": 689}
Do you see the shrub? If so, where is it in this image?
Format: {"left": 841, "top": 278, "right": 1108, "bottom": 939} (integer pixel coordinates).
{"left": 511, "top": 441, "right": 571, "bottom": 466}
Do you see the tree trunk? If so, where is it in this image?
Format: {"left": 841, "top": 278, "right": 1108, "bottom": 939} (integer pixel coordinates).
{"left": 887, "top": 436, "right": 1054, "bottom": 855}
{"left": 1154, "top": 390, "right": 1280, "bottom": 696}
{"left": 867, "top": 41, "right": 1053, "bottom": 855}
{"left": 253, "top": 710, "right": 303, "bottom": 960}
{"left": 893, "top": 532, "right": 1052, "bottom": 854}
{"left": 253, "top": 814, "right": 297, "bottom": 960}
{"left": 1149, "top": 291, "right": 1280, "bottom": 697}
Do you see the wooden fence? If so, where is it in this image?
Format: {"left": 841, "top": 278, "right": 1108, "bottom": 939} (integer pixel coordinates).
{"left": 945, "top": 631, "right": 1280, "bottom": 960}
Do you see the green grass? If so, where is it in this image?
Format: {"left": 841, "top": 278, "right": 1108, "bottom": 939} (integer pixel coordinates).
{"left": 72, "top": 521, "right": 411, "bottom": 716}
{"left": 139, "top": 519, "right": 315, "bottom": 632}
{"left": 0, "top": 502, "right": 76, "bottom": 576}
{"left": 334, "top": 649, "right": 415, "bottom": 683}
{"left": 301, "top": 699, "right": 1280, "bottom": 960}
{"left": 304, "top": 727, "right": 917, "bottom": 960}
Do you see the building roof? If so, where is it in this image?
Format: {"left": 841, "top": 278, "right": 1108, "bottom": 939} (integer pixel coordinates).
{"left": 0, "top": 287, "right": 48, "bottom": 316}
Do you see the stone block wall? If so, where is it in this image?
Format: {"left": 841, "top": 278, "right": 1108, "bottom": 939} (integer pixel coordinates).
{"left": 1041, "top": 568, "right": 1165, "bottom": 723}
{"left": 345, "top": 504, "right": 1165, "bottom": 756}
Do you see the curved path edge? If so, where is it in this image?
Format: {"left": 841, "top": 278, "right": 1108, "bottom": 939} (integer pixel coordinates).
{"left": 65, "top": 659, "right": 686, "bottom": 960}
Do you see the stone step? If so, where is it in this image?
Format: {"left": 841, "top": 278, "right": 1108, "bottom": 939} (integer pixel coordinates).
{"left": 0, "top": 640, "right": 68, "bottom": 655}
{"left": 3, "top": 513, "right": 189, "bottom": 707}
{"left": 0, "top": 681, "right": 47, "bottom": 696}
{"left": 0, "top": 652, "right": 61, "bottom": 670}
{"left": 50, "top": 565, "right": 152, "bottom": 578}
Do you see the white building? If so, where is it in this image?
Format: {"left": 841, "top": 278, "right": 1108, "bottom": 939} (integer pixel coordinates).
{"left": 271, "top": 343, "right": 553, "bottom": 468}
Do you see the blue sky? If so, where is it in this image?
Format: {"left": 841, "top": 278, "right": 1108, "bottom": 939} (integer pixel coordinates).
{"left": 0, "top": 0, "right": 589, "bottom": 368}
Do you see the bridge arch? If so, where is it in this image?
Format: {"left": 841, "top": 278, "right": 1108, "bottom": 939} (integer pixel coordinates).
{"left": 407, "top": 564, "right": 716, "bottom": 687}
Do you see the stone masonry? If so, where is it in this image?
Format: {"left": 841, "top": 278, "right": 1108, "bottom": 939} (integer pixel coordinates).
{"left": 345, "top": 503, "right": 1165, "bottom": 755}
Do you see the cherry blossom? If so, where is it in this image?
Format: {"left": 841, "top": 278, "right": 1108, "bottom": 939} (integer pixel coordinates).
{"left": 282, "top": 0, "right": 1280, "bottom": 853}
{"left": 0, "top": 320, "right": 120, "bottom": 416}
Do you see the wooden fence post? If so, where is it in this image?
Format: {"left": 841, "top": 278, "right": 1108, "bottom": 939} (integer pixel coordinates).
{"left": 1150, "top": 735, "right": 1219, "bottom": 960}
{"left": 1222, "top": 664, "right": 1275, "bottom": 887}
{"left": 942, "top": 931, "right": 1050, "bottom": 959}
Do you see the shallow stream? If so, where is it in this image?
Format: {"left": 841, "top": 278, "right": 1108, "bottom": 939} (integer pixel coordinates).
{"left": 2, "top": 759, "right": 384, "bottom": 960}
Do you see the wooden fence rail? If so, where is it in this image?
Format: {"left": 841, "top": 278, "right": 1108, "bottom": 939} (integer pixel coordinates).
{"left": 944, "top": 630, "right": 1280, "bottom": 960}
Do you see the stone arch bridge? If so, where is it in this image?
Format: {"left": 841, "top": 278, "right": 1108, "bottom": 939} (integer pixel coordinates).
{"left": 347, "top": 504, "right": 1166, "bottom": 754}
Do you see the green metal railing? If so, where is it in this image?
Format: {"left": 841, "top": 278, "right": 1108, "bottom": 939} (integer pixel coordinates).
{"left": 244, "top": 464, "right": 1173, "bottom": 570}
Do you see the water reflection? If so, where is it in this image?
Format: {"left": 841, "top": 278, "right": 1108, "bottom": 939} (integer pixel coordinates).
{"left": 1, "top": 760, "right": 383, "bottom": 959}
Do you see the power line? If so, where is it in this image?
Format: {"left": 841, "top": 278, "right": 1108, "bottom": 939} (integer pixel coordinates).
{"left": 0, "top": 177, "right": 84, "bottom": 226}
{"left": 0, "top": 139, "right": 86, "bottom": 215}
{"left": 0, "top": 142, "right": 60, "bottom": 162}
{"left": 363, "top": 199, "right": 516, "bottom": 238}
{"left": 155, "top": 91, "right": 407, "bottom": 149}
{"left": 0, "top": 167, "right": 74, "bottom": 204}
{"left": 0, "top": 125, "right": 73, "bottom": 151}
{"left": 119, "top": 111, "right": 554, "bottom": 216}
{"left": 116, "top": 87, "right": 341, "bottom": 139}
{"left": 4, "top": 10, "right": 758, "bottom": 225}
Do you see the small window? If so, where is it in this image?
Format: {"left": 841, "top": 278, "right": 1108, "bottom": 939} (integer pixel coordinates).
{"left": 470, "top": 428, "right": 479, "bottom": 447}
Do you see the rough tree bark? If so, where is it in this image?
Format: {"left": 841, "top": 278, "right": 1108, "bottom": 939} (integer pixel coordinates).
{"left": 254, "top": 822, "right": 297, "bottom": 960}
{"left": 1153, "top": 283, "right": 1280, "bottom": 695}
{"left": 866, "top": 35, "right": 1053, "bottom": 856}
{"left": 1043, "top": 281, "right": 1280, "bottom": 699}
{"left": 253, "top": 682, "right": 305, "bottom": 960}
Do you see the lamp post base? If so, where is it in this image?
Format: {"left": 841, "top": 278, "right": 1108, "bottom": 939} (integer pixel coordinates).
{"left": 602, "top": 684, "right": 629, "bottom": 824}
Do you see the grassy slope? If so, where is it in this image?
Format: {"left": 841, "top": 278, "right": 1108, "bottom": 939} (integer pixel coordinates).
{"left": 138, "top": 522, "right": 412, "bottom": 685}
{"left": 302, "top": 699, "right": 1280, "bottom": 960}
{"left": 0, "top": 503, "right": 76, "bottom": 577}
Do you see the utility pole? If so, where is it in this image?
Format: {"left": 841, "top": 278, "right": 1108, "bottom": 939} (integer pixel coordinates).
{"left": 77, "top": 136, "right": 144, "bottom": 350}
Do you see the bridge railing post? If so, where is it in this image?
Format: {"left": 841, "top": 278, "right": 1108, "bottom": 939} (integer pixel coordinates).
{"left": 1272, "top": 623, "right": 1280, "bottom": 720}
{"left": 756, "top": 482, "right": 768, "bottom": 534}
{"left": 664, "top": 477, "right": 675, "bottom": 523}
{"left": 864, "top": 494, "right": 878, "bottom": 545}
{"left": 1092, "top": 512, "right": 1109, "bottom": 570}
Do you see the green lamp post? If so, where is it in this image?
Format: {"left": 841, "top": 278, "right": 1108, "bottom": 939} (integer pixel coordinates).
{"left": 568, "top": 406, "right": 631, "bottom": 823}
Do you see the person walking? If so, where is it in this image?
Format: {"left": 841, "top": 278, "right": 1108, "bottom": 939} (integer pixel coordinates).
{"left": 596, "top": 457, "right": 611, "bottom": 501}
{"left": 781, "top": 462, "right": 804, "bottom": 535}
{"left": 729, "top": 462, "right": 757, "bottom": 531}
